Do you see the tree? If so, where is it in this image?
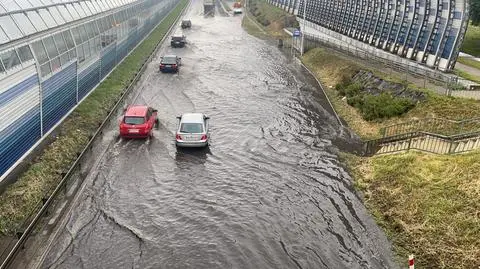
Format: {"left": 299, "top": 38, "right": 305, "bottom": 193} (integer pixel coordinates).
{"left": 472, "top": 0, "right": 480, "bottom": 25}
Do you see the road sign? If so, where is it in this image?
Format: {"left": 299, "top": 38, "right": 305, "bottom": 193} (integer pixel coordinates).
{"left": 293, "top": 29, "right": 300, "bottom": 37}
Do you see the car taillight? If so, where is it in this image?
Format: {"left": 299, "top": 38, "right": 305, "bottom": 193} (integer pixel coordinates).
{"left": 176, "top": 134, "right": 182, "bottom": 140}
{"left": 172, "top": 64, "right": 177, "bottom": 67}
{"left": 201, "top": 134, "right": 207, "bottom": 140}
{"left": 160, "top": 64, "right": 165, "bottom": 68}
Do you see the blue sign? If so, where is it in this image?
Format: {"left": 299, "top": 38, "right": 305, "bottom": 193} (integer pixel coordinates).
{"left": 293, "top": 29, "right": 301, "bottom": 37}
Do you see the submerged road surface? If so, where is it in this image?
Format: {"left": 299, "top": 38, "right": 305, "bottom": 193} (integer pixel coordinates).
{"left": 37, "top": 1, "right": 399, "bottom": 268}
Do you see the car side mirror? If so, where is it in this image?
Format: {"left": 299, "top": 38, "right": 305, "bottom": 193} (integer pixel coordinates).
{"left": 178, "top": 57, "right": 182, "bottom": 59}
{"left": 205, "top": 116, "right": 210, "bottom": 120}
{"left": 176, "top": 116, "right": 181, "bottom": 120}
{"left": 153, "top": 109, "right": 158, "bottom": 113}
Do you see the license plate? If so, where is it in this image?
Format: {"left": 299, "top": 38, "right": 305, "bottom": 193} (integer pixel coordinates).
{"left": 185, "top": 135, "right": 195, "bottom": 141}
{"left": 129, "top": 129, "right": 139, "bottom": 133}
{"left": 166, "top": 65, "right": 171, "bottom": 67}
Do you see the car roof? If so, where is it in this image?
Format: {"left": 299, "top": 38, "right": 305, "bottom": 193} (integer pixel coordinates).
{"left": 180, "top": 113, "right": 205, "bottom": 123}
{"left": 125, "top": 105, "right": 148, "bottom": 116}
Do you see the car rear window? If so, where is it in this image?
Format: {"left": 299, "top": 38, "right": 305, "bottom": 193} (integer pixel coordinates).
{"left": 124, "top": 116, "right": 145, "bottom": 125}
{"left": 180, "top": 123, "right": 203, "bottom": 133}
{"left": 162, "top": 56, "right": 177, "bottom": 64}
{"left": 172, "top": 36, "right": 183, "bottom": 41}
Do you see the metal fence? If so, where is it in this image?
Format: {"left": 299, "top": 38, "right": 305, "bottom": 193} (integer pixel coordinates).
{"left": 364, "top": 131, "right": 480, "bottom": 156}
{"left": 301, "top": 31, "right": 480, "bottom": 99}
{"left": 381, "top": 117, "right": 480, "bottom": 137}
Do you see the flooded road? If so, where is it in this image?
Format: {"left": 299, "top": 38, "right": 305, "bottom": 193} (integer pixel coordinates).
{"left": 37, "top": 1, "right": 399, "bottom": 268}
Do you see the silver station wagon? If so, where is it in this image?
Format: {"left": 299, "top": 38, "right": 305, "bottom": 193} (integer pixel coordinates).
{"left": 175, "top": 113, "right": 210, "bottom": 148}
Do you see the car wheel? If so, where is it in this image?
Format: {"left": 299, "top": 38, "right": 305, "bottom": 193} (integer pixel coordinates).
{"left": 155, "top": 118, "right": 159, "bottom": 128}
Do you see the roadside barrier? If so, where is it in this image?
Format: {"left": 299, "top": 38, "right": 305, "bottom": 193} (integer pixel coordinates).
{"left": 0, "top": 1, "right": 189, "bottom": 268}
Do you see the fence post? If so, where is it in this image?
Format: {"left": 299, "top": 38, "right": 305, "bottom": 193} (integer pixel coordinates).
{"left": 409, "top": 254, "right": 415, "bottom": 269}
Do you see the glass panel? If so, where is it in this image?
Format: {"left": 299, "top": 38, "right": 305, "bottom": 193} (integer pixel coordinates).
{"left": 60, "top": 52, "right": 69, "bottom": 65}
{"left": 89, "top": 39, "right": 96, "bottom": 55}
{"left": 31, "top": 40, "right": 49, "bottom": 64}
{"left": 80, "top": 2, "right": 93, "bottom": 15}
{"left": 48, "top": 7, "right": 65, "bottom": 24}
{"left": 26, "top": 11, "right": 48, "bottom": 31}
{"left": 0, "top": 16, "right": 23, "bottom": 40}
{"left": 40, "top": 62, "right": 51, "bottom": 76}
{"left": 85, "top": 22, "right": 95, "bottom": 39}
{"left": 43, "top": 36, "right": 59, "bottom": 59}
{"left": 28, "top": 0, "right": 44, "bottom": 8}
{"left": 15, "top": 0, "right": 33, "bottom": 8}
{"left": 0, "top": 27, "right": 9, "bottom": 44}
{"left": 92, "top": 1, "right": 104, "bottom": 12}
{"left": 2, "top": 0, "right": 21, "bottom": 12}
{"left": 57, "top": 5, "right": 73, "bottom": 22}
{"left": 38, "top": 9, "right": 57, "bottom": 28}
{"left": 51, "top": 57, "right": 60, "bottom": 72}
{"left": 66, "top": 4, "right": 80, "bottom": 20}
{"left": 69, "top": 48, "right": 76, "bottom": 59}
{"left": 83, "top": 42, "right": 90, "bottom": 58}
{"left": 0, "top": 60, "right": 5, "bottom": 73}
{"left": 73, "top": 3, "right": 86, "bottom": 17}
{"left": 71, "top": 28, "right": 82, "bottom": 44}
{"left": 12, "top": 13, "right": 36, "bottom": 35}
{"left": 17, "top": 45, "right": 33, "bottom": 62}
{"left": 0, "top": 50, "right": 21, "bottom": 70}
{"left": 54, "top": 33, "right": 67, "bottom": 54}
{"left": 78, "top": 25, "right": 89, "bottom": 42}
{"left": 63, "top": 30, "right": 75, "bottom": 49}
{"left": 91, "top": 21, "right": 100, "bottom": 35}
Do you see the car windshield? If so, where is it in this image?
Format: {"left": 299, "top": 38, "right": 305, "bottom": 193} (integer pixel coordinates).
{"left": 162, "top": 56, "right": 177, "bottom": 64}
{"left": 124, "top": 116, "right": 145, "bottom": 125}
{"left": 180, "top": 123, "right": 203, "bottom": 133}
{"left": 172, "top": 36, "right": 183, "bottom": 41}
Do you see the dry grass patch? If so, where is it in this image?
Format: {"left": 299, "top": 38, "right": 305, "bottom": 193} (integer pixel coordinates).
{"left": 342, "top": 151, "right": 480, "bottom": 269}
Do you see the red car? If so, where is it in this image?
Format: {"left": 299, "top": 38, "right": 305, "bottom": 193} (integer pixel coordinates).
{"left": 119, "top": 105, "right": 159, "bottom": 138}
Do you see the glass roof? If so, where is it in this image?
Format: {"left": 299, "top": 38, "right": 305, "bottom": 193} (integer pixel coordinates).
{"left": 0, "top": 0, "right": 137, "bottom": 46}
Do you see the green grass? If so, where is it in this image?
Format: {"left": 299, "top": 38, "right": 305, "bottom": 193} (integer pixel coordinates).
{"left": 218, "top": 0, "right": 232, "bottom": 11}
{"left": 457, "top": 56, "right": 480, "bottom": 70}
{"left": 461, "top": 24, "right": 480, "bottom": 57}
{"left": 454, "top": 69, "right": 480, "bottom": 84}
{"left": 343, "top": 152, "right": 480, "bottom": 268}
{"left": 243, "top": 0, "right": 292, "bottom": 37}
{"left": 0, "top": 0, "right": 188, "bottom": 236}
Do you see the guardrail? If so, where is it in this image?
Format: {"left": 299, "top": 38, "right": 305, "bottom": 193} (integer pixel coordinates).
{"left": 0, "top": 1, "right": 187, "bottom": 268}
{"left": 364, "top": 130, "right": 480, "bottom": 156}
{"left": 381, "top": 117, "right": 480, "bottom": 137}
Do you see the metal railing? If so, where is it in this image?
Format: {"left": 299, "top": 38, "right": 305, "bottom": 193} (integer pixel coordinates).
{"left": 0, "top": 1, "right": 186, "bottom": 267}
{"left": 364, "top": 131, "right": 480, "bottom": 156}
{"left": 300, "top": 31, "right": 480, "bottom": 98}
{"left": 381, "top": 117, "right": 480, "bottom": 137}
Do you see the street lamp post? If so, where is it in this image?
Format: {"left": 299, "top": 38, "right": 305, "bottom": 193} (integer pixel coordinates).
{"left": 300, "top": 0, "right": 307, "bottom": 55}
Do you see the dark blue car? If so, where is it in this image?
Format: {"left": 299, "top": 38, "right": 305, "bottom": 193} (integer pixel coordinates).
{"left": 159, "top": 55, "right": 181, "bottom": 73}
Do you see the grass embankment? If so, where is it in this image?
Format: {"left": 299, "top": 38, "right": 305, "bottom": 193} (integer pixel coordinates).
{"left": 455, "top": 57, "right": 480, "bottom": 84}
{"left": 242, "top": 0, "right": 296, "bottom": 38}
{"left": 218, "top": 0, "right": 232, "bottom": 12}
{"left": 460, "top": 23, "right": 480, "bottom": 57}
{"left": 303, "top": 48, "right": 480, "bottom": 268}
{"left": 302, "top": 48, "right": 480, "bottom": 139}
{"left": 0, "top": 0, "right": 188, "bottom": 235}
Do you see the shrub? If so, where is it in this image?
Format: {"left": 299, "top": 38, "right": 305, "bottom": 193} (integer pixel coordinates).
{"left": 359, "top": 93, "right": 415, "bottom": 121}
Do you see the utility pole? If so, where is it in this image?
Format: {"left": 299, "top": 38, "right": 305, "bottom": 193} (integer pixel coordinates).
{"left": 300, "top": 0, "right": 307, "bottom": 55}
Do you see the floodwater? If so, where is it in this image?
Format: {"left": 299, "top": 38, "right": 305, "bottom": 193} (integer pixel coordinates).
{"left": 35, "top": 1, "right": 399, "bottom": 268}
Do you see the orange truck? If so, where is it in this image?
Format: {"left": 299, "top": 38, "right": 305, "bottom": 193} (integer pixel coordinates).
{"left": 233, "top": 2, "right": 242, "bottom": 8}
